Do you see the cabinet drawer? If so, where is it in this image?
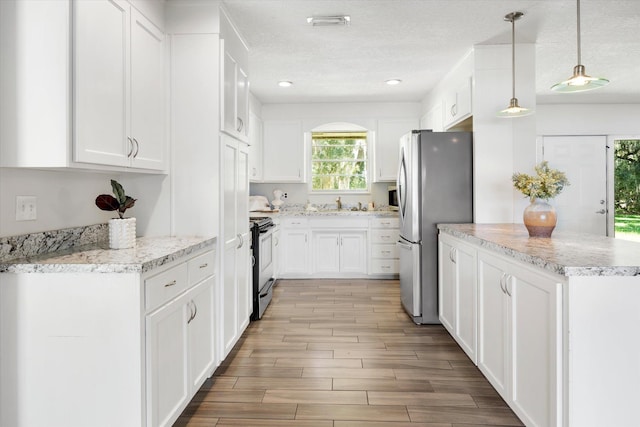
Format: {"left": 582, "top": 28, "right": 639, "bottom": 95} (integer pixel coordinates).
{"left": 370, "top": 229, "right": 399, "bottom": 244}
{"left": 145, "top": 263, "right": 189, "bottom": 312}
{"left": 188, "top": 250, "right": 215, "bottom": 285}
{"left": 371, "top": 244, "right": 399, "bottom": 259}
{"left": 282, "top": 218, "right": 309, "bottom": 228}
{"left": 370, "top": 259, "right": 399, "bottom": 274}
{"left": 370, "top": 217, "right": 399, "bottom": 228}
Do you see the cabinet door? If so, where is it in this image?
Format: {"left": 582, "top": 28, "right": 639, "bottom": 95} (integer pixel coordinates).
{"left": 248, "top": 111, "right": 263, "bottom": 181}
{"left": 146, "top": 295, "right": 189, "bottom": 427}
{"left": 340, "top": 232, "right": 367, "bottom": 274}
{"left": 438, "top": 238, "right": 456, "bottom": 334}
{"left": 281, "top": 230, "right": 309, "bottom": 275}
{"left": 222, "top": 137, "right": 239, "bottom": 357}
{"left": 237, "top": 66, "right": 249, "bottom": 140}
{"left": 444, "top": 77, "right": 472, "bottom": 129}
{"left": 374, "top": 119, "right": 418, "bottom": 182}
{"left": 263, "top": 120, "right": 304, "bottom": 182}
{"left": 510, "top": 268, "right": 561, "bottom": 427}
{"left": 313, "top": 232, "right": 340, "bottom": 274}
{"left": 222, "top": 49, "right": 237, "bottom": 137}
{"left": 188, "top": 278, "right": 215, "bottom": 394}
{"left": 74, "top": 0, "right": 130, "bottom": 167}
{"left": 130, "top": 8, "right": 165, "bottom": 170}
{"left": 477, "top": 253, "right": 510, "bottom": 400}
{"left": 222, "top": 242, "right": 238, "bottom": 357}
{"left": 455, "top": 242, "right": 477, "bottom": 363}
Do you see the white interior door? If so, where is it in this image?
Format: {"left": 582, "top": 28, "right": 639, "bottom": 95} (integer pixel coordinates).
{"left": 543, "top": 136, "right": 608, "bottom": 235}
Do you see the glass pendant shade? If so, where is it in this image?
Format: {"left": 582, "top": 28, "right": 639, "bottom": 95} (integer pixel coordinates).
{"left": 497, "top": 98, "right": 534, "bottom": 118}
{"left": 497, "top": 11, "right": 533, "bottom": 118}
{"left": 551, "top": 64, "right": 610, "bottom": 93}
{"left": 551, "top": 0, "right": 609, "bottom": 93}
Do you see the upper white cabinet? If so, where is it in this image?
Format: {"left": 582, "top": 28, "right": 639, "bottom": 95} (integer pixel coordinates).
{"left": 74, "top": 0, "right": 166, "bottom": 170}
{"left": 421, "top": 103, "right": 444, "bottom": 132}
{"left": 248, "top": 110, "right": 264, "bottom": 182}
{"left": 374, "top": 119, "right": 418, "bottom": 182}
{"left": 220, "top": 9, "right": 249, "bottom": 142}
{"left": 443, "top": 77, "right": 472, "bottom": 129}
{"left": 263, "top": 120, "right": 305, "bottom": 182}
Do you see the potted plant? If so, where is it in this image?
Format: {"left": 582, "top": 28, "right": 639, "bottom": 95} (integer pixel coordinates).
{"left": 96, "top": 180, "right": 137, "bottom": 249}
{"left": 512, "top": 161, "right": 570, "bottom": 237}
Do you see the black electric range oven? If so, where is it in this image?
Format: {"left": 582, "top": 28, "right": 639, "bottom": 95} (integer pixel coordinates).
{"left": 249, "top": 216, "right": 277, "bottom": 320}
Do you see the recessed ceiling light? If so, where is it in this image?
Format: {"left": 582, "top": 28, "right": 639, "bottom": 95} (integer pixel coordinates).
{"left": 306, "top": 15, "right": 351, "bottom": 26}
{"left": 385, "top": 79, "right": 402, "bottom": 85}
{"left": 278, "top": 81, "right": 293, "bottom": 87}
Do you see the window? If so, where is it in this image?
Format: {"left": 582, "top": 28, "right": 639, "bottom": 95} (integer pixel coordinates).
{"left": 311, "top": 131, "right": 368, "bottom": 192}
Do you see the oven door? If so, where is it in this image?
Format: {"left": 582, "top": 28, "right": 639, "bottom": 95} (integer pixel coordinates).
{"left": 258, "top": 229, "right": 275, "bottom": 288}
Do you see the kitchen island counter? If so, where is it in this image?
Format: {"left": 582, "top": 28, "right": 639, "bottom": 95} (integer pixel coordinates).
{"left": 438, "top": 223, "right": 640, "bottom": 276}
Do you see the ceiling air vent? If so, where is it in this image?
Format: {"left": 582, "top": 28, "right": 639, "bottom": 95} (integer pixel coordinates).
{"left": 306, "top": 15, "right": 351, "bottom": 26}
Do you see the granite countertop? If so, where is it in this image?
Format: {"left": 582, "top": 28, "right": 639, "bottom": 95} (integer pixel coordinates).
{"left": 0, "top": 236, "right": 216, "bottom": 274}
{"left": 438, "top": 223, "right": 640, "bottom": 277}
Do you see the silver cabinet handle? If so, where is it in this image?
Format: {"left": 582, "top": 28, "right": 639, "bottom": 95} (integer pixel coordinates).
{"left": 336, "top": 237, "right": 339, "bottom": 246}
{"left": 164, "top": 280, "right": 177, "bottom": 288}
{"left": 499, "top": 273, "right": 506, "bottom": 294}
{"left": 505, "top": 275, "right": 512, "bottom": 297}
{"left": 595, "top": 209, "right": 606, "bottom": 214}
{"left": 199, "top": 263, "right": 208, "bottom": 269}
{"left": 237, "top": 117, "right": 244, "bottom": 132}
{"left": 187, "top": 301, "right": 198, "bottom": 324}
{"left": 237, "top": 233, "right": 244, "bottom": 249}
{"left": 251, "top": 255, "right": 255, "bottom": 267}
{"left": 132, "top": 138, "right": 139, "bottom": 158}
{"left": 381, "top": 250, "right": 391, "bottom": 255}
{"left": 127, "top": 137, "right": 134, "bottom": 157}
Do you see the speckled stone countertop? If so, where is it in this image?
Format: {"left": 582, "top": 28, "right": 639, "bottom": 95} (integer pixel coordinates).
{"left": 438, "top": 223, "right": 640, "bottom": 277}
{"left": 0, "top": 236, "right": 216, "bottom": 274}
{"left": 251, "top": 209, "right": 399, "bottom": 218}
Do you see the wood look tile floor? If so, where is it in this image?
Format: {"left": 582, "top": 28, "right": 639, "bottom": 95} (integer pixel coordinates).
{"left": 175, "top": 279, "right": 524, "bottom": 427}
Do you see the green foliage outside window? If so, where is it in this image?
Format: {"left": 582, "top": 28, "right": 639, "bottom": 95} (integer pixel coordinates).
{"left": 311, "top": 132, "right": 368, "bottom": 191}
{"left": 615, "top": 139, "right": 640, "bottom": 215}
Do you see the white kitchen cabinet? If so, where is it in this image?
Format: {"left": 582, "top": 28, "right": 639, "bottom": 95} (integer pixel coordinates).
{"left": 0, "top": 242, "right": 216, "bottom": 427}
{"left": 220, "top": 9, "right": 249, "bottom": 142}
{"left": 477, "top": 249, "right": 561, "bottom": 427}
{"left": 373, "top": 119, "right": 418, "bottom": 182}
{"left": 221, "top": 134, "right": 251, "bottom": 357}
{"left": 438, "top": 233, "right": 477, "bottom": 363}
{"left": 262, "top": 120, "right": 305, "bottom": 182}
{"left": 421, "top": 103, "right": 444, "bottom": 132}
{"left": 312, "top": 231, "right": 367, "bottom": 275}
{"left": 249, "top": 110, "right": 264, "bottom": 181}
{"left": 443, "top": 77, "right": 472, "bottom": 129}
{"left": 74, "top": 0, "right": 165, "bottom": 170}
{"left": 369, "top": 217, "right": 400, "bottom": 275}
{"left": 279, "top": 218, "right": 310, "bottom": 277}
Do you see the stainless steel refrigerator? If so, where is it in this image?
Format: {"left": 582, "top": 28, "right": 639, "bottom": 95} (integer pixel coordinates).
{"left": 397, "top": 130, "right": 473, "bottom": 324}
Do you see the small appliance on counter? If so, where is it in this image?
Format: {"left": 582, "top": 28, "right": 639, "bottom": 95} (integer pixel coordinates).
{"left": 249, "top": 195, "right": 272, "bottom": 212}
{"left": 271, "top": 189, "right": 284, "bottom": 210}
{"left": 388, "top": 186, "right": 399, "bottom": 211}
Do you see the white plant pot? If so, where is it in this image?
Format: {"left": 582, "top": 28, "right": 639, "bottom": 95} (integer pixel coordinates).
{"left": 108, "top": 217, "right": 136, "bottom": 249}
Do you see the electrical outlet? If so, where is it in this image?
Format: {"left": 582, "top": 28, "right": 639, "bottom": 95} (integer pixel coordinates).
{"left": 283, "top": 192, "right": 288, "bottom": 199}
{"left": 16, "top": 196, "right": 37, "bottom": 221}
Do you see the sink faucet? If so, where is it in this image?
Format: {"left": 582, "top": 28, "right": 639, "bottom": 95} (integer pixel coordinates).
{"left": 336, "top": 196, "right": 342, "bottom": 210}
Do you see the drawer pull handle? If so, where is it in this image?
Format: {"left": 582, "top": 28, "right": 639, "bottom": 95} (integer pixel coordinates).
{"left": 164, "top": 280, "right": 177, "bottom": 288}
{"left": 199, "top": 263, "right": 208, "bottom": 269}
{"left": 381, "top": 265, "right": 390, "bottom": 269}
{"left": 381, "top": 251, "right": 391, "bottom": 254}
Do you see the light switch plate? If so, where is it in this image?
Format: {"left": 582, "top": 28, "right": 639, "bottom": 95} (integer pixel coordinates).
{"left": 16, "top": 196, "right": 37, "bottom": 221}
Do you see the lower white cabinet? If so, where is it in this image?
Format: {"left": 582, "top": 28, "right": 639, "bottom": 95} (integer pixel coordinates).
{"left": 280, "top": 225, "right": 310, "bottom": 276}
{"left": 0, "top": 243, "right": 216, "bottom": 427}
{"left": 438, "top": 233, "right": 477, "bottom": 363}
{"left": 312, "top": 231, "right": 367, "bottom": 275}
{"left": 146, "top": 277, "right": 215, "bottom": 427}
{"left": 477, "top": 250, "right": 562, "bottom": 427}
{"left": 369, "top": 217, "right": 400, "bottom": 275}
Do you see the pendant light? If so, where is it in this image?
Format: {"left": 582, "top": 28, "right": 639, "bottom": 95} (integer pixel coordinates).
{"left": 497, "top": 12, "right": 533, "bottom": 118}
{"left": 551, "top": 0, "right": 609, "bottom": 92}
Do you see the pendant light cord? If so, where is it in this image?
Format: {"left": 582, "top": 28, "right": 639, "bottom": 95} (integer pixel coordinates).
{"left": 576, "top": 0, "right": 582, "bottom": 65}
{"left": 511, "top": 15, "right": 516, "bottom": 99}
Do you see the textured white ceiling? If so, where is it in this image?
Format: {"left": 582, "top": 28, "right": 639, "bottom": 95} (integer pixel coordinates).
{"left": 222, "top": 0, "right": 640, "bottom": 104}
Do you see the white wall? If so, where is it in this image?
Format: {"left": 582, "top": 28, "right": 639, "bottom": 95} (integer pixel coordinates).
{"left": 0, "top": 168, "right": 170, "bottom": 238}
{"left": 537, "top": 104, "right": 640, "bottom": 136}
